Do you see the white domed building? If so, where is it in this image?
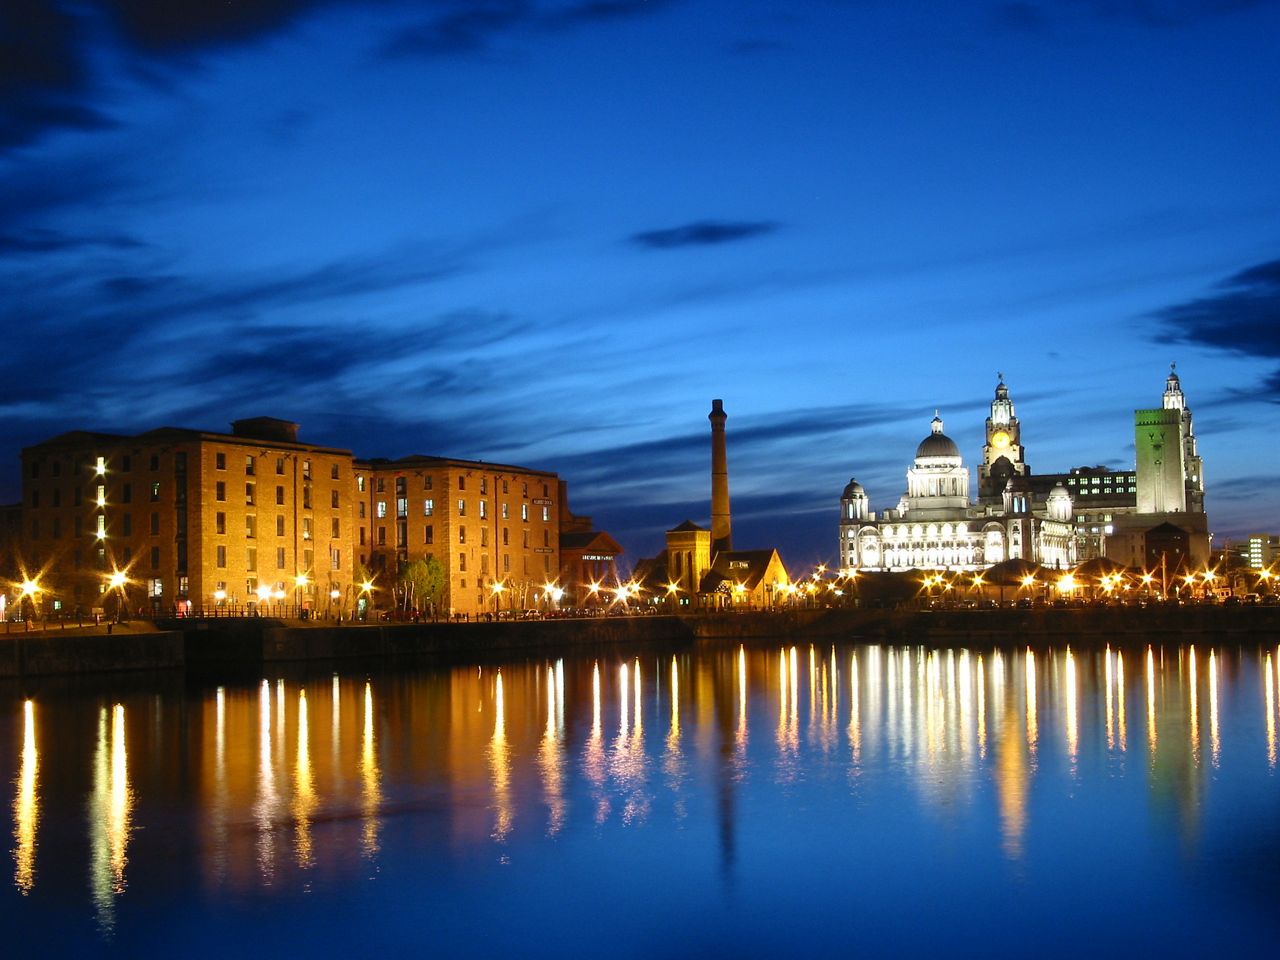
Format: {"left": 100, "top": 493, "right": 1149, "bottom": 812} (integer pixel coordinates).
{"left": 839, "top": 410, "right": 1076, "bottom": 573}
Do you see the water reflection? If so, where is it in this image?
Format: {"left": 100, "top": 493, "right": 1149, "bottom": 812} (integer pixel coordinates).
{"left": 89, "top": 704, "right": 131, "bottom": 933}
{"left": 13, "top": 700, "right": 37, "bottom": 895}
{"left": 8, "top": 640, "right": 1280, "bottom": 935}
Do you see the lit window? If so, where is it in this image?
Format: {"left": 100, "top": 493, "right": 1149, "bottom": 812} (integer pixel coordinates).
{"left": 376, "top": 501, "right": 387, "bottom": 519}
{"left": 424, "top": 498, "right": 434, "bottom": 516}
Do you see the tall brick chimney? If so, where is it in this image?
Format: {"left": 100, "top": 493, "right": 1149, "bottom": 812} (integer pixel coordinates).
{"left": 709, "top": 399, "right": 732, "bottom": 555}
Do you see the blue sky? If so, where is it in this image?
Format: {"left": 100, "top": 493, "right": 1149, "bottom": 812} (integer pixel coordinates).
{"left": 3, "top": 0, "right": 1279, "bottom": 568}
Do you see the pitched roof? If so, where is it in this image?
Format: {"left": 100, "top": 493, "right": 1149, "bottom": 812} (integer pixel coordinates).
{"left": 668, "top": 519, "right": 708, "bottom": 533}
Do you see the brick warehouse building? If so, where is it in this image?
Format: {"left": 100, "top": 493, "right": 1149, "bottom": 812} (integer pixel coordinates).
{"left": 7, "top": 417, "right": 577, "bottom": 620}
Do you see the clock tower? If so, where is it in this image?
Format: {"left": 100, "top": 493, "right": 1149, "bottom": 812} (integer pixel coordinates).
{"left": 979, "top": 373, "right": 1027, "bottom": 501}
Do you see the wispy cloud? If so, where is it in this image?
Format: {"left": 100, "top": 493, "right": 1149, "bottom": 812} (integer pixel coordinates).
{"left": 381, "top": 0, "right": 679, "bottom": 59}
{"left": 629, "top": 220, "right": 781, "bottom": 250}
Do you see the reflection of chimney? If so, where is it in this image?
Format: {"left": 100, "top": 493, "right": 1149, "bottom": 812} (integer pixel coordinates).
{"left": 710, "top": 399, "right": 732, "bottom": 554}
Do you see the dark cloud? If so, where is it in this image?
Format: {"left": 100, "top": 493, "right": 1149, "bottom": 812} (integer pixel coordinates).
{"left": 629, "top": 220, "right": 781, "bottom": 250}
{"left": 545, "top": 0, "right": 676, "bottom": 26}
{"left": 0, "top": 0, "right": 115, "bottom": 149}
{"left": 1152, "top": 256, "right": 1280, "bottom": 401}
{"left": 382, "top": 1, "right": 529, "bottom": 58}
{"left": 382, "top": 0, "right": 678, "bottom": 59}
{"left": 0, "top": 229, "right": 144, "bottom": 256}
{"left": 996, "top": 0, "right": 1279, "bottom": 31}
{"left": 106, "top": 0, "right": 332, "bottom": 52}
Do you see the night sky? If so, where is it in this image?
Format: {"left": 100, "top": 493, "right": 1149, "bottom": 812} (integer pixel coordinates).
{"left": 3, "top": 0, "right": 1278, "bottom": 570}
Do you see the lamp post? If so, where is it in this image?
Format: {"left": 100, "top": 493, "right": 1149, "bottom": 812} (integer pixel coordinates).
{"left": 294, "top": 573, "right": 309, "bottom": 619}
{"left": 491, "top": 580, "right": 506, "bottom": 619}
{"left": 107, "top": 569, "right": 128, "bottom": 622}
{"left": 19, "top": 578, "right": 40, "bottom": 628}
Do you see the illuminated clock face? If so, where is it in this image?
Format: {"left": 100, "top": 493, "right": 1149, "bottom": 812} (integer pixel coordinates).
{"left": 991, "top": 431, "right": 1011, "bottom": 450}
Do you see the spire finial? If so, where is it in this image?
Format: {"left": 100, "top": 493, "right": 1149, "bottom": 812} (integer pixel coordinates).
{"left": 997, "top": 371, "right": 1004, "bottom": 383}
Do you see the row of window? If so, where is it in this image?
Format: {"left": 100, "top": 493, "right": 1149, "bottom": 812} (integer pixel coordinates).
{"left": 30, "top": 510, "right": 170, "bottom": 540}
{"left": 369, "top": 498, "right": 549, "bottom": 521}
{"left": 355, "top": 474, "right": 551, "bottom": 497}
{"left": 29, "top": 481, "right": 163, "bottom": 508}
{"left": 214, "top": 453, "right": 340, "bottom": 480}
{"left": 213, "top": 481, "right": 341, "bottom": 508}
{"left": 30, "top": 454, "right": 156, "bottom": 478}
{"left": 215, "top": 545, "right": 341, "bottom": 571}
{"left": 212, "top": 513, "right": 342, "bottom": 539}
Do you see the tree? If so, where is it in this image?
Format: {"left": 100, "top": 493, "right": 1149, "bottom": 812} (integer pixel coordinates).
{"left": 400, "top": 556, "right": 447, "bottom": 620}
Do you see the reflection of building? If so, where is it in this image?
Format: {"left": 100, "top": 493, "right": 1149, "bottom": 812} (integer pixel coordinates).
{"left": 839, "top": 369, "right": 1210, "bottom": 572}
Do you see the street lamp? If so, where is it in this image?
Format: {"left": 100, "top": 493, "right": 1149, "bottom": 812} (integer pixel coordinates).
{"left": 19, "top": 578, "right": 40, "bottom": 625}
{"left": 295, "top": 573, "right": 309, "bottom": 618}
{"left": 491, "top": 580, "right": 506, "bottom": 618}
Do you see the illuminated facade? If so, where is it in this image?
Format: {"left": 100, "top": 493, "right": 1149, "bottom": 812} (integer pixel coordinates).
{"left": 11, "top": 418, "right": 574, "bottom": 619}
{"left": 356, "top": 455, "right": 561, "bottom": 617}
{"left": 840, "top": 369, "right": 1211, "bottom": 572}
{"left": 16, "top": 418, "right": 354, "bottom": 616}
{"left": 839, "top": 402, "right": 1075, "bottom": 572}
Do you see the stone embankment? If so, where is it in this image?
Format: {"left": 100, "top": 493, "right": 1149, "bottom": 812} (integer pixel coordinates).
{"left": 691, "top": 605, "right": 1280, "bottom": 648}
{"left": 3, "top": 605, "right": 1277, "bottom": 678}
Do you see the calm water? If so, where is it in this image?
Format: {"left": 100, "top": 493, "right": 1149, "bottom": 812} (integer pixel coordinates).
{"left": 4, "top": 641, "right": 1280, "bottom": 958}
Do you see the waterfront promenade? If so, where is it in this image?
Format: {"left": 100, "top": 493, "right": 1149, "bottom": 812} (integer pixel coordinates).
{"left": 1, "top": 603, "right": 1277, "bottom": 679}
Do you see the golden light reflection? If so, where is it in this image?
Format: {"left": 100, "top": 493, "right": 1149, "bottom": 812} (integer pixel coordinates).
{"left": 13, "top": 699, "right": 38, "bottom": 895}
{"left": 1117, "top": 650, "right": 1127, "bottom": 753}
{"left": 737, "top": 645, "right": 748, "bottom": 750}
{"left": 850, "top": 652, "right": 861, "bottom": 764}
{"left": 1147, "top": 647, "right": 1158, "bottom": 759}
{"left": 255, "top": 679, "right": 277, "bottom": 881}
{"left": 1105, "top": 646, "right": 1115, "bottom": 750}
{"left": 361, "top": 682, "right": 381, "bottom": 856}
{"left": 669, "top": 656, "right": 680, "bottom": 744}
{"left": 90, "top": 704, "right": 132, "bottom": 932}
{"left": 1266, "top": 652, "right": 1276, "bottom": 769}
{"left": 619, "top": 661, "right": 630, "bottom": 736}
{"left": 332, "top": 674, "right": 342, "bottom": 774}
{"left": 1065, "top": 648, "right": 1078, "bottom": 763}
{"left": 1025, "top": 649, "right": 1037, "bottom": 754}
{"left": 1208, "top": 650, "right": 1220, "bottom": 767}
{"left": 611, "top": 660, "right": 649, "bottom": 825}
{"left": 977, "top": 655, "right": 986, "bottom": 760}
{"left": 1188, "top": 646, "right": 1199, "bottom": 765}
{"left": 540, "top": 665, "right": 566, "bottom": 836}
{"left": 997, "top": 695, "right": 1028, "bottom": 861}
{"left": 490, "top": 671, "right": 512, "bottom": 840}
{"left": 293, "top": 689, "right": 316, "bottom": 869}
{"left": 585, "top": 662, "right": 608, "bottom": 824}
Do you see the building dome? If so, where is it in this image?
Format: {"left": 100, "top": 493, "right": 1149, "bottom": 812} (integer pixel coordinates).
{"left": 842, "top": 478, "right": 866, "bottom": 499}
{"left": 915, "top": 415, "right": 960, "bottom": 459}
